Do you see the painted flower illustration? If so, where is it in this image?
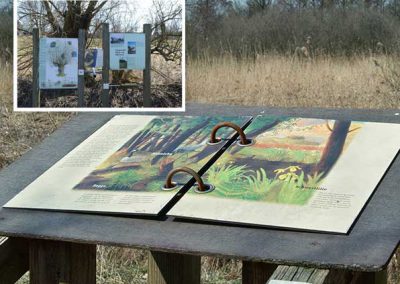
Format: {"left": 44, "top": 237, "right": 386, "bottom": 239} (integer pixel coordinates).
{"left": 288, "top": 166, "right": 302, "bottom": 172}
{"left": 274, "top": 168, "right": 286, "bottom": 174}
{"left": 274, "top": 166, "right": 302, "bottom": 180}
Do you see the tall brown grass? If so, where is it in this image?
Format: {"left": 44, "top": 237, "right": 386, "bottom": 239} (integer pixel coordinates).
{"left": 0, "top": 61, "right": 71, "bottom": 168}
{"left": 0, "top": 62, "right": 12, "bottom": 97}
{"left": 187, "top": 54, "right": 400, "bottom": 109}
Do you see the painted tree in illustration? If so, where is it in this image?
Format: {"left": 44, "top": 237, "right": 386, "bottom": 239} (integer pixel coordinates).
{"left": 150, "top": 117, "right": 211, "bottom": 165}
{"left": 313, "top": 121, "right": 352, "bottom": 176}
{"left": 75, "top": 117, "right": 252, "bottom": 190}
{"left": 48, "top": 40, "right": 74, "bottom": 77}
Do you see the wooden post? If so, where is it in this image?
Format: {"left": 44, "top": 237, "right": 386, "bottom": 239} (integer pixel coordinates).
{"left": 32, "top": 28, "right": 40, "bottom": 107}
{"left": 242, "top": 261, "right": 277, "bottom": 284}
{"left": 77, "top": 29, "right": 86, "bottom": 107}
{"left": 0, "top": 237, "right": 29, "bottom": 283}
{"left": 374, "top": 270, "right": 388, "bottom": 284}
{"left": 143, "top": 24, "right": 152, "bottom": 107}
{"left": 148, "top": 251, "right": 200, "bottom": 284}
{"left": 29, "top": 239, "right": 96, "bottom": 284}
{"left": 101, "top": 23, "right": 110, "bottom": 107}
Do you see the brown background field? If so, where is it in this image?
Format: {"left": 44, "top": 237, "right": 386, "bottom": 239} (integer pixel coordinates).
{"left": 187, "top": 54, "right": 400, "bottom": 109}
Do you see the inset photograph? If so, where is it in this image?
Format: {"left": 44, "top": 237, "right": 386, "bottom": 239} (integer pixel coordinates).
{"left": 16, "top": 0, "right": 183, "bottom": 109}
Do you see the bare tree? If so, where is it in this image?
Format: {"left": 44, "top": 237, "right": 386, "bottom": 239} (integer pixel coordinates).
{"left": 247, "top": 0, "right": 272, "bottom": 14}
{"left": 149, "top": 0, "right": 182, "bottom": 62}
{"left": 18, "top": 1, "right": 120, "bottom": 37}
{"left": 48, "top": 40, "right": 75, "bottom": 77}
{"left": 18, "top": 1, "right": 126, "bottom": 73}
{"left": 18, "top": 0, "right": 182, "bottom": 74}
{"left": 0, "top": 0, "right": 12, "bottom": 65}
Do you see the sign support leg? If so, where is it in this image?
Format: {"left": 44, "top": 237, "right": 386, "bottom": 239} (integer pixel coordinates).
{"left": 143, "top": 24, "right": 152, "bottom": 108}
{"left": 148, "top": 250, "right": 200, "bottom": 284}
{"left": 242, "top": 260, "right": 277, "bottom": 284}
{"left": 32, "top": 28, "right": 40, "bottom": 107}
{"left": 102, "top": 23, "right": 110, "bottom": 107}
{"left": 29, "top": 239, "right": 96, "bottom": 284}
{"left": 78, "top": 29, "right": 86, "bottom": 107}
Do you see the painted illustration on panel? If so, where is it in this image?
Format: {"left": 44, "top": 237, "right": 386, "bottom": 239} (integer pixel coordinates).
{"left": 39, "top": 38, "right": 78, "bottom": 89}
{"left": 74, "top": 116, "right": 248, "bottom": 192}
{"left": 202, "top": 116, "right": 363, "bottom": 205}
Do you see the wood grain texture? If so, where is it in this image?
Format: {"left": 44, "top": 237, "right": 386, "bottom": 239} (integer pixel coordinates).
{"left": 77, "top": 29, "right": 86, "bottom": 107}
{"left": 29, "top": 239, "right": 96, "bottom": 284}
{"left": 0, "top": 105, "right": 399, "bottom": 271}
{"left": 32, "top": 28, "right": 40, "bottom": 108}
{"left": 268, "top": 265, "right": 386, "bottom": 284}
{"left": 148, "top": 250, "right": 200, "bottom": 284}
{"left": 101, "top": 23, "right": 110, "bottom": 107}
{"left": 143, "top": 23, "right": 152, "bottom": 107}
{"left": 0, "top": 237, "right": 29, "bottom": 284}
{"left": 374, "top": 270, "right": 388, "bottom": 284}
{"left": 242, "top": 261, "right": 277, "bottom": 284}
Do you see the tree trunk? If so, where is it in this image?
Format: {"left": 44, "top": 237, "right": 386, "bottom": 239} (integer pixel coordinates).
{"left": 153, "top": 125, "right": 180, "bottom": 152}
{"left": 143, "top": 133, "right": 163, "bottom": 152}
{"left": 159, "top": 158, "right": 175, "bottom": 176}
{"left": 126, "top": 129, "right": 152, "bottom": 153}
{"left": 151, "top": 118, "right": 211, "bottom": 165}
{"left": 134, "top": 131, "right": 156, "bottom": 151}
{"left": 121, "top": 128, "right": 148, "bottom": 150}
{"left": 57, "top": 65, "right": 65, "bottom": 77}
{"left": 189, "top": 144, "right": 218, "bottom": 163}
{"left": 313, "top": 121, "right": 351, "bottom": 176}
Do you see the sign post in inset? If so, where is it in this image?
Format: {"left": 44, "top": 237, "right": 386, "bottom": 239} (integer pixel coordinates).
{"left": 78, "top": 29, "right": 86, "bottom": 107}
{"left": 32, "top": 28, "right": 40, "bottom": 107}
{"left": 102, "top": 23, "right": 110, "bottom": 107}
{"left": 143, "top": 24, "right": 152, "bottom": 107}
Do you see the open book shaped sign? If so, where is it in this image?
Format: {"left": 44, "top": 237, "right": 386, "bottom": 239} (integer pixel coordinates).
{"left": 5, "top": 115, "right": 400, "bottom": 234}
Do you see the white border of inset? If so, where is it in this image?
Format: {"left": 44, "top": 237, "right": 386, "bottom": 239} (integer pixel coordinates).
{"left": 13, "top": 0, "right": 185, "bottom": 112}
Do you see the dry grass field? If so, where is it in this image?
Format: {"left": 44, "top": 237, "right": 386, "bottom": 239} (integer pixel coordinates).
{"left": 1, "top": 54, "right": 399, "bottom": 282}
{"left": 0, "top": 63, "right": 71, "bottom": 169}
{"left": 187, "top": 54, "right": 400, "bottom": 109}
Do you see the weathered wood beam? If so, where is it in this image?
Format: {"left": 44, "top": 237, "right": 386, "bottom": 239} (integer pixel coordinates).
{"left": 0, "top": 237, "right": 29, "bottom": 284}
{"left": 101, "top": 23, "right": 110, "bottom": 107}
{"left": 77, "top": 28, "right": 86, "bottom": 107}
{"left": 29, "top": 239, "right": 96, "bottom": 284}
{"left": 148, "top": 250, "right": 200, "bottom": 284}
{"left": 143, "top": 23, "right": 152, "bottom": 107}
{"left": 267, "top": 265, "right": 388, "bottom": 284}
{"left": 32, "top": 28, "right": 40, "bottom": 107}
{"left": 242, "top": 260, "right": 278, "bottom": 284}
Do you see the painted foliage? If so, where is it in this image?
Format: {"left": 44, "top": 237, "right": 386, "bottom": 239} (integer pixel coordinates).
{"left": 74, "top": 115, "right": 362, "bottom": 205}
{"left": 202, "top": 116, "right": 362, "bottom": 205}
{"left": 74, "top": 116, "right": 248, "bottom": 192}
